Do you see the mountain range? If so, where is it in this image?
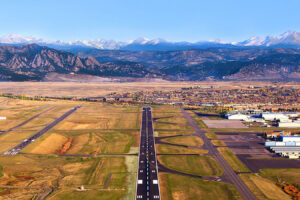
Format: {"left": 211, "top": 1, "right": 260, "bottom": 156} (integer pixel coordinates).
{"left": 0, "top": 43, "right": 300, "bottom": 81}
{"left": 1, "top": 31, "right": 300, "bottom": 51}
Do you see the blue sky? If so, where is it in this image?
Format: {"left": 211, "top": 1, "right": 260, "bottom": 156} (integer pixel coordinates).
{"left": 1, "top": 0, "right": 300, "bottom": 42}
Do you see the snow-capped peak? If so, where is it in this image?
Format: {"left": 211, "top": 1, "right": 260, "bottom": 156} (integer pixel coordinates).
{"left": 1, "top": 31, "right": 300, "bottom": 50}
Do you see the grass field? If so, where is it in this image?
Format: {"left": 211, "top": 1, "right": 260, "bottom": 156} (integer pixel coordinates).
{"left": 0, "top": 104, "right": 78, "bottom": 153}
{"left": 23, "top": 130, "right": 138, "bottom": 155}
{"left": 159, "top": 173, "right": 242, "bottom": 200}
{"left": 0, "top": 155, "right": 132, "bottom": 200}
{"left": 55, "top": 104, "right": 140, "bottom": 130}
{"left": 218, "top": 147, "right": 249, "bottom": 172}
{"left": 239, "top": 174, "right": 291, "bottom": 200}
{"left": 158, "top": 155, "right": 223, "bottom": 176}
{"left": 260, "top": 168, "right": 300, "bottom": 186}
{"left": 156, "top": 116, "right": 189, "bottom": 125}
{"left": 211, "top": 140, "right": 226, "bottom": 146}
{"left": 206, "top": 132, "right": 218, "bottom": 139}
{"left": 155, "top": 121, "right": 193, "bottom": 130}
{"left": 161, "top": 136, "right": 204, "bottom": 147}
{"left": 157, "top": 144, "right": 208, "bottom": 154}
{"left": 154, "top": 130, "right": 194, "bottom": 137}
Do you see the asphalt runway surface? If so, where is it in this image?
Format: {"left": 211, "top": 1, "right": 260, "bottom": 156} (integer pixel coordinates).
{"left": 181, "top": 108, "right": 257, "bottom": 200}
{"left": 0, "top": 105, "right": 56, "bottom": 135}
{"left": 4, "top": 105, "right": 81, "bottom": 155}
{"left": 136, "top": 107, "right": 160, "bottom": 200}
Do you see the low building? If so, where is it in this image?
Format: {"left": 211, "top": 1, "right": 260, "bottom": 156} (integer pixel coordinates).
{"left": 225, "top": 113, "right": 249, "bottom": 121}
{"left": 260, "top": 113, "right": 289, "bottom": 121}
{"left": 0, "top": 116, "right": 6, "bottom": 120}
{"left": 281, "top": 136, "right": 300, "bottom": 142}
{"left": 264, "top": 131, "right": 291, "bottom": 138}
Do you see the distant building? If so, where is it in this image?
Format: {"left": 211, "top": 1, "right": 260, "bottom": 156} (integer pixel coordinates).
{"left": 225, "top": 113, "right": 249, "bottom": 121}
{"left": 260, "top": 113, "right": 289, "bottom": 121}
{"left": 0, "top": 116, "right": 6, "bottom": 120}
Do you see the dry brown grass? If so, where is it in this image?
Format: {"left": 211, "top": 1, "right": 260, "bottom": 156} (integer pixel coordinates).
{"left": 159, "top": 173, "right": 242, "bottom": 200}
{"left": 161, "top": 136, "right": 204, "bottom": 147}
{"left": 0, "top": 81, "right": 296, "bottom": 98}
{"left": 157, "top": 144, "right": 208, "bottom": 154}
{"left": 27, "top": 133, "right": 68, "bottom": 154}
{"left": 239, "top": 174, "right": 291, "bottom": 200}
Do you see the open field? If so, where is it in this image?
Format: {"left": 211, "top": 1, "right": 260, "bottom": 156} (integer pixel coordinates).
{"left": 239, "top": 174, "right": 291, "bottom": 200}
{"left": 0, "top": 155, "right": 134, "bottom": 200}
{"left": 152, "top": 106, "right": 182, "bottom": 119}
{"left": 153, "top": 106, "right": 193, "bottom": 130}
{"left": 206, "top": 132, "right": 218, "bottom": 139}
{"left": 154, "top": 130, "right": 194, "bottom": 137}
{"left": 22, "top": 130, "right": 138, "bottom": 155}
{"left": 260, "top": 168, "right": 300, "bottom": 186}
{"left": 156, "top": 116, "right": 189, "bottom": 125}
{"left": 211, "top": 140, "right": 226, "bottom": 146}
{"left": 0, "top": 81, "right": 299, "bottom": 97}
{"left": 159, "top": 173, "right": 242, "bottom": 200}
{"left": 161, "top": 136, "right": 204, "bottom": 147}
{"left": 154, "top": 122, "right": 193, "bottom": 130}
{"left": 156, "top": 144, "right": 208, "bottom": 154}
{"left": 55, "top": 104, "right": 140, "bottom": 130}
{"left": 158, "top": 155, "right": 223, "bottom": 176}
{"left": 0, "top": 104, "right": 79, "bottom": 154}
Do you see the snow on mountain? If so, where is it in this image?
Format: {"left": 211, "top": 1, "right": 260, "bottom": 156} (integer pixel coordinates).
{"left": 1, "top": 31, "right": 300, "bottom": 51}
{"left": 240, "top": 31, "right": 300, "bottom": 47}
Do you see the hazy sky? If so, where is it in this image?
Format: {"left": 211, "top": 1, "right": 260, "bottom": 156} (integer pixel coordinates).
{"left": 1, "top": 0, "right": 300, "bottom": 42}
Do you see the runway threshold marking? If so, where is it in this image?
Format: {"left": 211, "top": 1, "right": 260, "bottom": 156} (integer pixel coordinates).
{"left": 136, "top": 107, "right": 161, "bottom": 200}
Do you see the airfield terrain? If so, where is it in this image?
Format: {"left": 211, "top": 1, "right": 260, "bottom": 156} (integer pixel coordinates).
{"left": 0, "top": 82, "right": 299, "bottom": 199}
{"left": 0, "top": 81, "right": 299, "bottom": 97}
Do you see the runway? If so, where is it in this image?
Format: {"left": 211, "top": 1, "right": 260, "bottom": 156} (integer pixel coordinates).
{"left": 4, "top": 105, "right": 82, "bottom": 155}
{"left": 136, "top": 107, "right": 160, "bottom": 200}
{"left": 0, "top": 105, "right": 56, "bottom": 135}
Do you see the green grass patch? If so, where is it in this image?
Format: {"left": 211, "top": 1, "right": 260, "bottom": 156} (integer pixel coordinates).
{"left": 161, "top": 136, "right": 204, "bottom": 147}
{"left": 157, "top": 144, "right": 208, "bottom": 154}
{"left": 159, "top": 155, "right": 223, "bottom": 176}
{"left": 211, "top": 140, "right": 226, "bottom": 146}
{"left": 218, "top": 147, "right": 249, "bottom": 172}
{"left": 206, "top": 132, "right": 218, "bottom": 139}
{"left": 260, "top": 168, "right": 300, "bottom": 187}
{"left": 160, "top": 173, "right": 242, "bottom": 200}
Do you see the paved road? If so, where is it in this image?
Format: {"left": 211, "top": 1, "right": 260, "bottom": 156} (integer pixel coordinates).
{"left": 4, "top": 105, "right": 82, "bottom": 155}
{"left": 0, "top": 106, "right": 56, "bottom": 135}
{"left": 136, "top": 107, "right": 160, "bottom": 200}
{"left": 181, "top": 108, "right": 257, "bottom": 200}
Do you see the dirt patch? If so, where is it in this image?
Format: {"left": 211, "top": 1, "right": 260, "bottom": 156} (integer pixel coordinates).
{"left": 66, "top": 134, "right": 89, "bottom": 154}
{"left": 59, "top": 138, "right": 73, "bottom": 154}
{"left": 30, "top": 133, "right": 68, "bottom": 154}
{"left": 57, "top": 121, "right": 94, "bottom": 130}
{"left": 172, "top": 191, "right": 186, "bottom": 200}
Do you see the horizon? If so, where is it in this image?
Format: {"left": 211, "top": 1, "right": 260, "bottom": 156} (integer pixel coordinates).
{"left": 1, "top": 0, "right": 300, "bottom": 42}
